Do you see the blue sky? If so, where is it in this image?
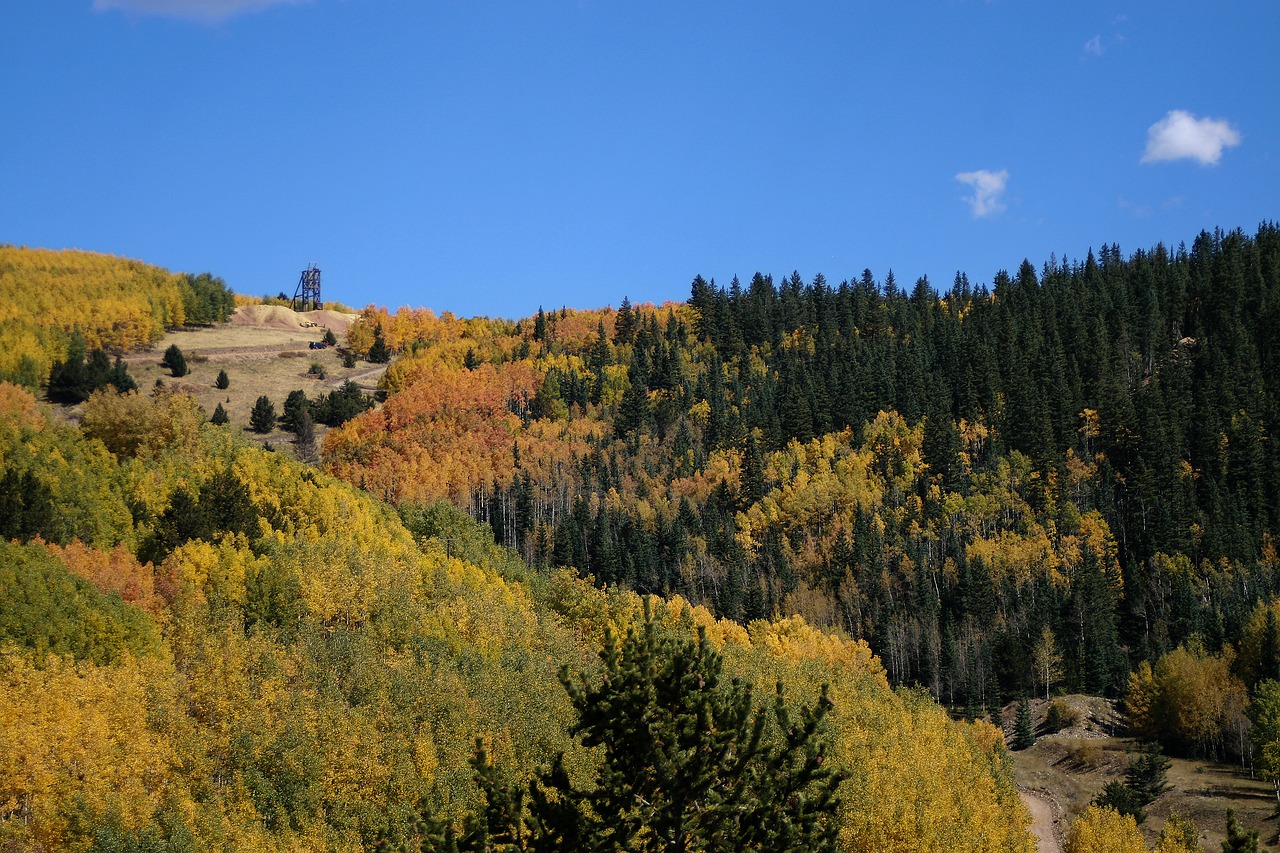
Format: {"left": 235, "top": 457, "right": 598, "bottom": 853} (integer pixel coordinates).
{"left": 2, "top": 1, "right": 1277, "bottom": 319}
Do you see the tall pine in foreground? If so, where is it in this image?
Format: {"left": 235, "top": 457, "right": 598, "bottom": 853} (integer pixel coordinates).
{"left": 410, "top": 601, "right": 843, "bottom": 852}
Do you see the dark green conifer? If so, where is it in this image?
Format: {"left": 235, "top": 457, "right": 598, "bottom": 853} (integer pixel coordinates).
{"left": 161, "top": 344, "right": 188, "bottom": 377}
{"left": 1013, "top": 696, "right": 1035, "bottom": 750}
{"left": 367, "top": 325, "right": 391, "bottom": 364}
{"left": 411, "top": 601, "right": 842, "bottom": 852}
{"left": 250, "top": 395, "right": 277, "bottom": 433}
{"left": 108, "top": 356, "right": 137, "bottom": 394}
{"left": 1222, "top": 808, "right": 1258, "bottom": 853}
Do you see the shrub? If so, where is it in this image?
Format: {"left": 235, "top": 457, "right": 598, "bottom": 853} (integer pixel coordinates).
{"left": 1044, "top": 700, "right": 1080, "bottom": 734}
{"left": 1068, "top": 742, "right": 1103, "bottom": 769}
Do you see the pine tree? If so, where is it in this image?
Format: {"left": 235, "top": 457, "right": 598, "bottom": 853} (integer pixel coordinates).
{"left": 614, "top": 296, "right": 637, "bottom": 344}
{"left": 1221, "top": 808, "right": 1258, "bottom": 853}
{"left": 418, "top": 602, "right": 843, "bottom": 852}
{"left": 1093, "top": 779, "right": 1147, "bottom": 824}
{"left": 210, "top": 403, "right": 230, "bottom": 425}
{"left": 1013, "top": 696, "right": 1036, "bottom": 749}
{"left": 615, "top": 351, "right": 650, "bottom": 438}
{"left": 161, "top": 344, "right": 188, "bottom": 377}
{"left": 1124, "top": 744, "right": 1171, "bottom": 805}
{"left": 47, "top": 331, "right": 89, "bottom": 403}
{"left": 108, "top": 356, "right": 137, "bottom": 393}
{"left": 250, "top": 395, "right": 277, "bottom": 433}
{"left": 282, "top": 389, "right": 311, "bottom": 434}
{"left": 215, "top": 369, "right": 230, "bottom": 390}
{"left": 367, "top": 325, "right": 391, "bottom": 364}
{"left": 322, "top": 328, "right": 337, "bottom": 346}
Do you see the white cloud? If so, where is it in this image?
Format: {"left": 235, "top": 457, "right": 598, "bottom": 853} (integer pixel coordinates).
{"left": 93, "top": 0, "right": 307, "bottom": 23}
{"left": 955, "top": 169, "right": 1008, "bottom": 218}
{"left": 1083, "top": 35, "right": 1103, "bottom": 57}
{"left": 1141, "top": 109, "right": 1241, "bottom": 165}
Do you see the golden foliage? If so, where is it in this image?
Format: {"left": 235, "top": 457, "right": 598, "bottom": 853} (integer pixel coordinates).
{"left": 1066, "top": 805, "right": 1147, "bottom": 853}
{"left": 0, "top": 247, "right": 188, "bottom": 382}
{"left": 0, "top": 653, "right": 182, "bottom": 849}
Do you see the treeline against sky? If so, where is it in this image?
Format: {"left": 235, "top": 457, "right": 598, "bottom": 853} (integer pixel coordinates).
{"left": 0, "top": 246, "right": 234, "bottom": 388}
{"left": 0, "top": 380, "right": 1033, "bottom": 851}
{"left": 326, "top": 225, "right": 1280, "bottom": 715}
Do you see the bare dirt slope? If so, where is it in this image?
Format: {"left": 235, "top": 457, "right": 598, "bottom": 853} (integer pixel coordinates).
{"left": 122, "top": 306, "right": 382, "bottom": 456}
{"left": 1007, "top": 696, "right": 1278, "bottom": 851}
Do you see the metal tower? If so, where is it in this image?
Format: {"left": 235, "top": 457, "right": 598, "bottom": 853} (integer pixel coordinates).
{"left": 292, "top": 264, "right": 322, "bottom": 312}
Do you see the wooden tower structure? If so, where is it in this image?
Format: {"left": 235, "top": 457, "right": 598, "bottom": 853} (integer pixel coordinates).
{"left": 292, "top": 264, "right": 322, "bottom": 312}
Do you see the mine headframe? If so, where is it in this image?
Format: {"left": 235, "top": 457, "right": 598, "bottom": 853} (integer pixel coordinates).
{"left": 292, "top": 264, "right": 322, "bottom": 312}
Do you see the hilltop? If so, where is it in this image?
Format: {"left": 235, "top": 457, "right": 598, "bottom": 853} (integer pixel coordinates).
{"left": 0, "top": 246, "right": 1037, "bottom": 851}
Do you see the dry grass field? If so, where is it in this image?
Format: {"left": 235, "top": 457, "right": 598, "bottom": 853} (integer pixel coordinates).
{"left": 119, "top": 308, "right": 386, "bottom": 458}
{"left": 1007, "top": 696, "right": 1278, "bottom": 851}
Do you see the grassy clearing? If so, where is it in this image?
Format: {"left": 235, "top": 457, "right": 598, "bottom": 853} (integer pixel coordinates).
{"left": 122, "top": 322, "right": 385, "bottom": 458}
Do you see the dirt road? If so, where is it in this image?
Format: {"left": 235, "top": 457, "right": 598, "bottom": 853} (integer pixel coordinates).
{"left": 1020, "top": 791, "right": 1062, "bottom": 853}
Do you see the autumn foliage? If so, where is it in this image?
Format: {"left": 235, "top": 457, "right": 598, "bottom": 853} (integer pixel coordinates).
{"left": 0, "top": 380, "right": 1034, "bottom": 850}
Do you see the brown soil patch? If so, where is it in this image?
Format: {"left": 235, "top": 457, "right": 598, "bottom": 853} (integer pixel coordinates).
{"left": 228, "top": 304, "right": 357, "bottom": 333}
{"left": 1006, "top": 696, "right": 1279, "bottom": 850}
{"left": 1020, "top": 790, "right": 1062, "bottom": 853}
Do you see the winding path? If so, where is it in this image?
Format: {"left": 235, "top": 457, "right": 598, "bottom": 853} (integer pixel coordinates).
{"left": 1020, "top": 791, "right": 1062, "bottom": 853}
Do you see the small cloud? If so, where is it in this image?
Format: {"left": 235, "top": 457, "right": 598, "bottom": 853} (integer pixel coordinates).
{"left": 1117, "top": 196, "right": 1153, "bottom": 219}
{"left": 1083, "top": 35, "right": 1103, "bottom": 57}
{"left": 1141, "top": 109, "right": 1241, "bottom": 165}
{"left": 955, "top": 169, "right": 1008, "bottom": 218}
{"left": 92, "top": 0, "right": 307, "bottom": 23}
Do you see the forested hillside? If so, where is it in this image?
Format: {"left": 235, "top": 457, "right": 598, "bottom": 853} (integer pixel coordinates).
{"left": 0, "top": 379, "right": 1037, "bottom": 850}
{"left": 325, "top": 225, "right": 1280, "bottom": 716}
{"left": 0, "top": 247, "right": 234, "bottom": 388}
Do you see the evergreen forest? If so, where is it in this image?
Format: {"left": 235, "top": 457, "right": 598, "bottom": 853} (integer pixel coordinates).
{"left": 328, "top": 225, "right": 1280, "bottom": 719}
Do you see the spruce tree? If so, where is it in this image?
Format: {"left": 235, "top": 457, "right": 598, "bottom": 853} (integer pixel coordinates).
{"left": 282, "top": 389, "right": 311, "bottom": 434}
{"left": 322, "top": 328, "right": 337, "bottom": 346}
{"left": 1124, "top": 744, "right": 1171, "bottom": 805}
{"left": 215, "top": 369, "right": 230, "bottom": 390}
{"left": 250, "top": 395, "right": 277, "bottom": 433}
{"left": 1093, "top": 779, "right": 1146, "bottom": 824}
{"left": 161, "top": 344, "right": 188, "bottom": 377}
{"left": 1013, "top": 696, "right": 1036, "bottom": 749}
{"left": 614, "top": 296, "right": 636, "bottom": 344}
{"left": 367, "top": 326, "right": 391, "bottom": 364}
{"left": 47, "top": 331, "right": 89, "bottom": 403}
{"left": 108, "top": 356, "right": 137, "bottom": 393}
{"left": 210, "top": 403, "right": 230, "bottom": 425}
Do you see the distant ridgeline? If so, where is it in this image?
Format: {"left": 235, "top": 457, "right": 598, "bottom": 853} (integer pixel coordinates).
{"left": 0, "top": 246, "right": 235, "bottom": 387}
{"left": 327, "top": 224, "right": 1280, "bottom": 709}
